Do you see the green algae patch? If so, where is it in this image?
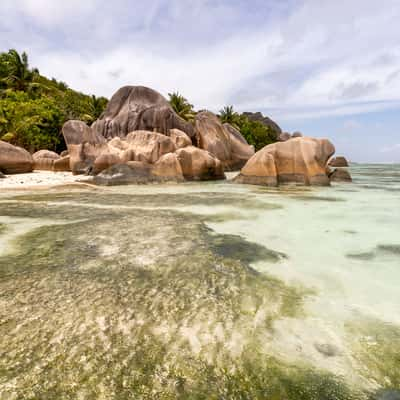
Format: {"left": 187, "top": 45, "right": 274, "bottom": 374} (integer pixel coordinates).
{"left": 346, "top": 317, "right": 400, "bottom": 390}
{"left": 377, "top": 244, "right": 400, "bottom": 256}
{"left": 346, "top": 244, "right": 400, "bottom": 262}
{"left": 207, "top": 230, "right": 287, "bottom": 264}
{"left": 7, "top": 190, "right": 272, "bottom": 210}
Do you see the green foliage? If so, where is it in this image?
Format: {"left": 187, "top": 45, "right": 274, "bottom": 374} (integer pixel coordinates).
{"left": 219, "top": 105, "right": 279, "bottom": 151}
{"left": 219, "top": 105, "right": 240, "bottom": 128}
{"left": 237, "top": 114, "right": 278, "bottom": 150}
{"left": 168, "top": 91, "right": 195, "bottom": 121}
{"left": 0, "top": 91, "right": 64, "bottom": 151}
{"left": 0, "top": 49, "right": 108, "bottom": 152}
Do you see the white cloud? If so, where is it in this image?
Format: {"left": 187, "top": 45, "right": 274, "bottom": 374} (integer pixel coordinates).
{"left": 1, "top": 0, "right": 400, "bottom": 121}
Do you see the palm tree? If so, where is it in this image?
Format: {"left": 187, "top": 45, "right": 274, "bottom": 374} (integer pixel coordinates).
{"left": 168, "top": 92, "right": 195, "bottom": 121}
{"left": 219, "top": 105, "right": 239, "bottom": 125}
{"left": 1, "top": 49, "right": 38, "bottom": 91}
{"left": 82, "top": 95, "right": 108, "bottom": 124}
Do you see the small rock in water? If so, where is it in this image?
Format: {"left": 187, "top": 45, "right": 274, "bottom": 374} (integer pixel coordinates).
{"left": 314, "top": 342, "right": 341, "bottom": 357}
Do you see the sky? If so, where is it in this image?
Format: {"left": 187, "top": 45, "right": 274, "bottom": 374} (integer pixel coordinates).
{"left": 0, "top": 0, "right": 399, "bottom": 162}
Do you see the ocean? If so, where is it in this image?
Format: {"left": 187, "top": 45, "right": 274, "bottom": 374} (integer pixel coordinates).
{"left": 0, "top": 164, "right": 399, "bottom": 399}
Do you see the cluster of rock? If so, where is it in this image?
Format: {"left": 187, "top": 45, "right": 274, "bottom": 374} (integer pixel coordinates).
{"left": 0, "top": 85, "right": 352, "bottom": 186}
{"left": 327, "top": 156, "right": 352, "bottom": 182}
{"left": 59, "top": 86, "right": 255, "bottom": 184}
{"left": 0, "top": 141, "right": 71, "bottom": 175}
{"left": 234, "top": 137, "right": 336, "bottom": 186}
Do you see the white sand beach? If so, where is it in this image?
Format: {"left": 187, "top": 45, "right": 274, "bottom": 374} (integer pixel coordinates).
{"left": 0, "top": 171, "right": 91, "bottom": 189}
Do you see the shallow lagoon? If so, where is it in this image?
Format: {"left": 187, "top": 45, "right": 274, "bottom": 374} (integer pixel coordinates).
{"left": 0, "top": 164, "right": 399, "bottom": 399}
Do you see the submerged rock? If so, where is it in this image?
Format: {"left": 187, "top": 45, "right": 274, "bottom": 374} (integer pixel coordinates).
{"left": 234, "top": 137, "right": 335, "bottom": 186}
{"left": 330, "top": 168, "right": 352, "bottom": 182}
{"left": 0, "top": 140, "right": 33, "bottom": 174}
{"left": 314, "top": 342, "right": 341, "bottom": 357}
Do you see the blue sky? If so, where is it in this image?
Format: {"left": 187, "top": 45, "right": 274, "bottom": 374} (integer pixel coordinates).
{"left": 0, "top": 0, "right": 399, "bottom": 162}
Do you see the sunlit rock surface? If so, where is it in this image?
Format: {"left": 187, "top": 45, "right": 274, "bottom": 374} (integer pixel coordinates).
{"left": 235, "top": 137, "right": 335, "bottom": 186}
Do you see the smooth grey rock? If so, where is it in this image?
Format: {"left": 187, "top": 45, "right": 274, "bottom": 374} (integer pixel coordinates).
{"left": 314, "top": 342, "right": 341, "bottom": 357}
{"left": 91, "top": 86, "right": 195, "bottom": 140}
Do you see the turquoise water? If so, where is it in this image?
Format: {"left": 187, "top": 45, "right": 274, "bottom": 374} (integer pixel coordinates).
{"left": 0, "top": 164, "right": 399, "bottom": 399}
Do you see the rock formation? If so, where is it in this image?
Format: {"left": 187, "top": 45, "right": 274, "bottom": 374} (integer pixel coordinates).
{"left": 292, "top": 131, "right": 303, "bottom": 138}
{"left": 167, "top": 129, "right": 192, "bottom": 149}
{"left": 329, "top": 168, "right": 352, "bottom": 182}
{"left": 234, "top": 137, "right": 335, "bottom": 186}
{"left": 53, "top": 156, "right": 71, "bottom": 172}
{"left": 242, "top": 112, "right": 282, "bottom": 133}
{"left": 278, "top": 132, "right": 303, "bottom": 142}
{"left": 33, "top": 150, "right": 60, "bottom": 171}
{"left": 60, "top": 86, "right": 255, "bottom": 181}
{"left": 92, "top": 151, "right": 197, "bottom": 186}
{"left": 0, "top": 141, "right": 33, "bottom": 174}
{"left": 329, "top": 156, "right": 349, "bottom": 167}
{"left": 175, "top": 146, "right": 225, "bottom": 180}
{"left": 194, "top": 111, "right": 254, "bottom": 170}
{"left": 278, "top": 132, "right": 291, "bottom": 142}
{"left": 91, "top": 86, "right": 195, "bottom": 140}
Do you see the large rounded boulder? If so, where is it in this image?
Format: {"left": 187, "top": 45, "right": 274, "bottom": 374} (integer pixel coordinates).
{"left": 234, "top": 137, "right": 335, "bottom": 186}
{"left": 33, "top": 150, "right": 60, "bottom": 171}
{"left": 195, "top": 111, "right": 254, "bottom": 170}
{"left": 53, "top": 156, "right": 71, "bottom": 172}
{"left": 168, "top": 129, "right": 192, "bottom": 149}
{"left": 176, "top": 146, "right": 225, "bottom": 181}
{"left": 62, "top": 120, "right": 107, "bottom": 174}
{"left": 223, "top": 123, "right": 255, "bottom": 169}
{"left": 0, "top": 141, "right": 33, "bottom": 174}
{"left": 91, "top": 86, "right": 195, "bottom": 140}
{"left": 125, "top": 131, "right": 176, "bottom": 163}
{"left": 329, "top": 156, "right": 349, "bottom": 167}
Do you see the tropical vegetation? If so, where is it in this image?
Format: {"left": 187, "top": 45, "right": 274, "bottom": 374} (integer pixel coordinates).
{"left": 219, "top": 105, "right": 279, "bottom": 150}
{"left": 0, "top": 49, "right": 108, "bottom": 152}
{"left": 0, "top": 49, "right": 278, "bottom": 154}
{"left": 168, "top": 91, "right": 196, "bottom": 121}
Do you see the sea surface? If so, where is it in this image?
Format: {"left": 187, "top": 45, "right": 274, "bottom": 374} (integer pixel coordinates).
{"left": 0, "top": 164, "right": 399, "bottom": 399}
